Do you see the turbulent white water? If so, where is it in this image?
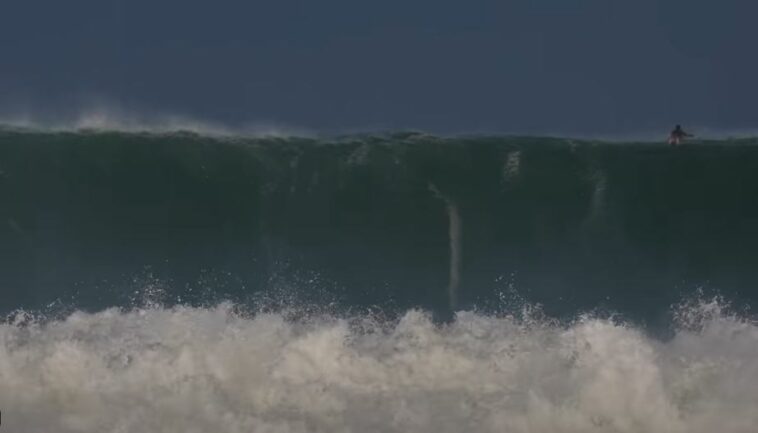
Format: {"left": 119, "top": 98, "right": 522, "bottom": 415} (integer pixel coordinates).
{"left": 1, "top": 303, "right": 757, "bottom": 433}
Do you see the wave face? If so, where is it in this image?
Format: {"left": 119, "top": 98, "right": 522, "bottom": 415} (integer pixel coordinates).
{"left": 2, "top": 129, "right": 758, "bottom": 317}
{"left": 2, "top": 129, "right": 758, "bottom": 431}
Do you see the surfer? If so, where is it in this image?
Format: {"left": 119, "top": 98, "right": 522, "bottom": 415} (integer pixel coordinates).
{"left": 668, "top": 125, "right": 693, "bottom": 146}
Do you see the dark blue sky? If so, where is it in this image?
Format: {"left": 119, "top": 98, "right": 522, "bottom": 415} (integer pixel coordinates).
{"left": 1, "top": 0, "right": 756, "bottom": 134}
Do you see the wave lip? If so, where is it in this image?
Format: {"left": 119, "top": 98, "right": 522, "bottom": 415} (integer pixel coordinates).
{"left": 1, "top": 107, "right": 757, "bottom": 143}
{"left": 1, "top": 304, "right": 757, "bottom": 433}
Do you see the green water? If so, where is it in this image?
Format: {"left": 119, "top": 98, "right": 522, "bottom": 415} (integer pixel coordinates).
{"left": 2, "top": 129, "right": 758, "bottom": 322}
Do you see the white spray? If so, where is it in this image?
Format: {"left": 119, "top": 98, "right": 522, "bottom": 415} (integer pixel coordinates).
{"left": 1, "top": 302, "right": 758, "bottom": 433}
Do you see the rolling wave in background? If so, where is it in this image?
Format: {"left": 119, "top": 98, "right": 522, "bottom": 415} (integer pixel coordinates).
{"left": 1, "top": 127, "right": 758, "bottom": 431}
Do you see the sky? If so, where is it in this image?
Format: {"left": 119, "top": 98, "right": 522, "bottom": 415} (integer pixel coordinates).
{"left": 1, "top": 0, "right": 756, "bottom": 135}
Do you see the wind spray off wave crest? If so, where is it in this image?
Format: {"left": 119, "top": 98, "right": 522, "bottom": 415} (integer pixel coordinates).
{"left": 1, "top": 300, "right": 758, "bottom": 433}
{"left": 0, "top": 106, "right": 310, "bottom": 137}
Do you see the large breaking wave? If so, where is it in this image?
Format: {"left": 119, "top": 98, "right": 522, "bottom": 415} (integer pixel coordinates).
{"left": 2, "top": 128, "right": 758, "bottom": 317}
{"left": 2, "top": 127, "right": 758, "bottom": 431}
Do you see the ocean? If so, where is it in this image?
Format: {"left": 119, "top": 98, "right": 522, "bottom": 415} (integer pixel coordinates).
{"left": 1, "top": 128, "right": 757, "bottom": 432}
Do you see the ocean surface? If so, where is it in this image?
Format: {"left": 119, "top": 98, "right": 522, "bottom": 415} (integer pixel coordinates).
{"left": 1, "top": 128, "right": 758, "bottom": 432}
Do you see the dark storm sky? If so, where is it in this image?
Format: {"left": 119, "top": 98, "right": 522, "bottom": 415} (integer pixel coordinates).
{"left": 1, "top": 0, "right": 756, "bottom": 135}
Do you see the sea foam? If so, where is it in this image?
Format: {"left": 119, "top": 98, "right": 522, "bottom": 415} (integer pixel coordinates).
{"left": 1, "top": 301, "right": 757, "bottom": 433}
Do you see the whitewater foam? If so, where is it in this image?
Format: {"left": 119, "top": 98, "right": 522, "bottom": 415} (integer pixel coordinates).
{"left": 1, "top": 302, "right": 757, "bottom": 433}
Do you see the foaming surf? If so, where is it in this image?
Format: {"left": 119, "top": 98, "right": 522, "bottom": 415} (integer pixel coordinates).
{"left": 1, "top": 297, "right": 757, "bottom": 433}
